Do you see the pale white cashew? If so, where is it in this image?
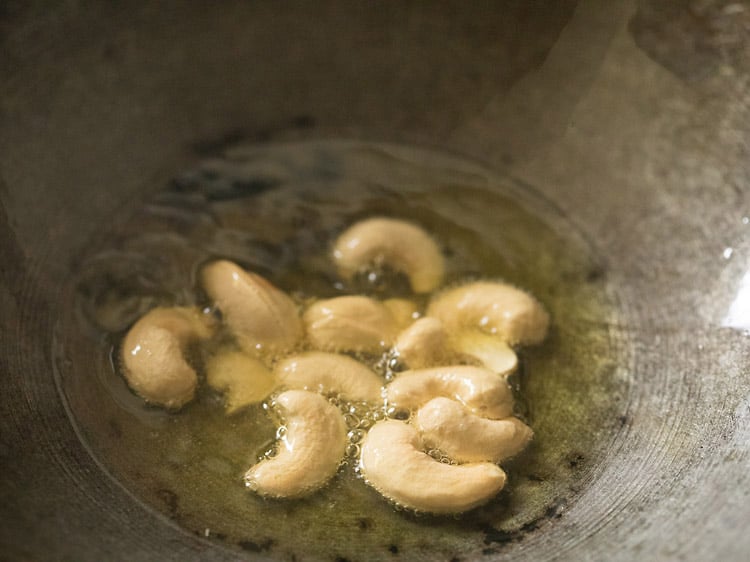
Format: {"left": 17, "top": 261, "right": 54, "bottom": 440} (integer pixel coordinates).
{"left": 416, "top": 397, "right": 533, "bottom": 463}
{"left": 394, "top": 317, "right": 450, "bottom": 369}
{"left": 382, "top": 298, "right": 419, "bottom": 330}
{"left": 205, "top": 349, "right": 277, "bottom": 413}
{"left": 332, "top": 218, "right": 445, "bottom": 293}
{"left": 121, "top": 306, "right": 214, "bottom": 409}
{"left": 385, "top": 366, "right": 514, "bottom": 420}
{"left": 200, "top": 260, "right": 302, "bottom": 353}
{"left": 275, "top": 351, "right": 383, "bottom": 403}
{"left": 303, "top": 296, "right": 399, "bottom": 353}
{"left": 359, "top": 420, "right": 506, "bottom": 514}
{"left": 245, "top": 390, "right": 347, "bottom": 498}
{"left": 451, "top": 330, "right": 518, "bottom": 376}
{"left": 427, "top": 281, "right": 549, "bottom": 346}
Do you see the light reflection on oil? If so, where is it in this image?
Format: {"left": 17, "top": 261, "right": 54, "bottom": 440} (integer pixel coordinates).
{"left": 723, "top": 268, "right": 750, "bottom": 331}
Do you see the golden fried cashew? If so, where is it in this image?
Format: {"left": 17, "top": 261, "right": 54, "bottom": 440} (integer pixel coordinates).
{"left": 359, "top": 420, "right": 506, "bottom": 514}
{"left": 383, "top": 298, "right": 419, "bottom": 330}
{"left": 201, "top": 260, "right": 302, "bottom": 353}
{"left": 245, "top": 390, "right": 347, "bottom": 498}
{"left": 205, "top": 349, "right": 277, "bottom": 413}
{"left": 121, "top": 307, "right": 214, "bottom": 409}
{"left": 303, "top": 296, "right": 399, "bottom": 353}
{"left": 275, "top": 351, "right": 383, "bottom": 403}
{"left": 427, "top": 281, "right": 549, "bottom": 346}
{"left": 451, "top": 331, "right": 518, "bottom": 376}
{"left": 385, "top": 366, "right": 514, "bottom": 420}
{"left": 332, "top": 218, "right": 445, "bottom": 293}
{"left": 394, "top": 317, "right": 450, "bottom": 369}
{"left": 416, "top": 397, "right": 532, "bottom": 463}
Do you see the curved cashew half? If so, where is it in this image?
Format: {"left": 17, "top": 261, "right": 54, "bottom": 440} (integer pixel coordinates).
{"left": 451, "top": 331, "right": 518, "bottom": 376}
{"left": 394, "top": 317, "right": 450, "bottom": 369}
{"left": 275, "top": 351, "right": 383, "bottom": 403}
{"left": 332, "top": 218, "right": 445, "bottom": 293}
{"left": 121, "top": 306, "right": 214, "bottom": 409}
{"left": 303, "top": 296, "right": 399, "bottom": 353}
{"left": 416, "top": 397, "right": 533, "bottom": 463}
{"left": 245, "top": 390, "right": 347, "bottom": 498}
{"left": 383, "top": 298, "right": 419, "bottom": 330}
{"left": 427, "top": 281, "right": 549, "bottom": 346}
{"left": 205, "top": 349, "right": 277, "bottom": 413}
{"left": 385, "top": 366, "right": 514, "bottom": 420}
{"left": 201, "top": 260, "right": 302, "bottom": 353}
{"left": 359, "top": 420, "right": 506, "bottom": 514}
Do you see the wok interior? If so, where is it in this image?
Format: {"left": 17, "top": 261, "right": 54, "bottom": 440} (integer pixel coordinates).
{"left": 1, "top": 1, "right": 749, "bottom": 561}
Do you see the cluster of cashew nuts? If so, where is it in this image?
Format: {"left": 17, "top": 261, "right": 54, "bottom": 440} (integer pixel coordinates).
{"left": 120, "top": 217, "right": 549, "bottom": 514}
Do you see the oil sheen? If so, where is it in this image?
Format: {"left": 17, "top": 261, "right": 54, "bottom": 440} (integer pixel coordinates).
{"left": 60, "top": 140, "right": 625, "bottom": 561}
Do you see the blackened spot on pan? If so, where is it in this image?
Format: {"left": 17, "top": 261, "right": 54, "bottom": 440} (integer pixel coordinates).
{"left": 356, "top": 517, "right": 374, "bottom": 531}
{"left": 481, "top": 526, "right": 514, "bottom": 545}
{"left": 586, "top": 264, "right": 606, "bottom": 283}
{"left": 205, "top": 178, "right": 281, "bottom": 202}
{"left": 155, "top": 488, "right": 178, "bottom": 517}
{"left": 107, "top": 419, "right": 122, "bottom": 440}
{"left": 292, "top": 115, "right": 316, "bottom": 129}
{"left": 545, "top": 500, "right": 566, "bottom": 519}
{"left": 191, "top": 129, "right": 247, "bottom": 156}
{"left": 201, "top": 169, "right": 219, "bottom": 181}
{"left": 567, "top": 452, "right": 585, "bottom": 469}
{"left": 238, "top": 538, "right": 275, "bottom": 552}
{"left": 388, "top": 544, "right": 399, "bottom": 554}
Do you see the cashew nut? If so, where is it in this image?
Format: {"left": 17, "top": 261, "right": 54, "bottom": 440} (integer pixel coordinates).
{"left": 332, "top": 218, "right": 445, "bottom": 293}
{"left": 275, "top": 351, "right": 383, "bottom": 403}
{"left": 415, "top": 397, "right": 532, "bottom": 463}
{"left": 359, "top": 420, "right": 506, "bottom": 514}
{"left": 394, "top": 317, "right": 450, "bottom": 369}
{"left": 245, "top": 390, "right": 347, "bottom": 498}
{"left": 201, "top": 260, "right": 302, "bottom": 353}
{"left": 303, "top": 296, "right": 399, "bottom": 353}
{"left": 427, "top": 281, "right": 549, "bottom": 346}
{"left": 451, "top": 330, "right": 518, "bottom": 376}
{"left": 385, "top": 366, "right": 514, "bottom": 420}
{"left": 121, "top": 306, "right": 214, "bottom": 409}
{"left": 205, "top": 349, "right": 277, "bottom": 413}
{"left": 383, "top": 298, "right": 419, "bottom": 330}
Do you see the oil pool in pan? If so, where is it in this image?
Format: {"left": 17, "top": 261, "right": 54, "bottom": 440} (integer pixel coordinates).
{"left": 57, "top": 140, "right": 626, "bottom": 561}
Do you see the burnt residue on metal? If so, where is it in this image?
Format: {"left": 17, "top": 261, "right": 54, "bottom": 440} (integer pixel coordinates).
{"left": 237, "top": 538, "right": 275, "bottom": 553}
{"left": 356, "top": 517, "right": 374, "bottom": 532}
{"left": 482, "top": 520, "right": 539, "bottom": 547}
{"left": 155, "top": 488, "right": 179, "bottom": 518}
{"left": 190, "top": 115, "right": 317, "bottom": 156}
{"left": 480, "top": 496, "right": 568, "bottom": 548}
{"left": 169, "top": 172, "right": 281, "bottom": 202}
{"left": 567, "top": 452, "right": 586, "bottom": 469}
{"left": 107, "top": 419, "right": 122, "bottom": 440}
{"left": 586, "top": 264, "right": 607, "bottom": 283}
